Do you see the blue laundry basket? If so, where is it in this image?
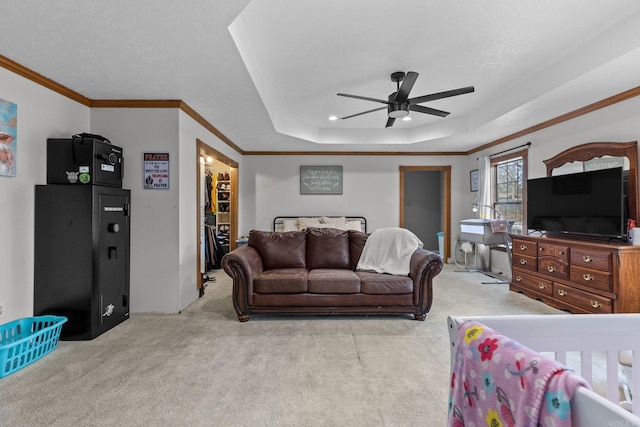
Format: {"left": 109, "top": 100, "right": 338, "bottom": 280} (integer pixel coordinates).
{"left": 0, "top": 315, "right": 67, "bottom": 378}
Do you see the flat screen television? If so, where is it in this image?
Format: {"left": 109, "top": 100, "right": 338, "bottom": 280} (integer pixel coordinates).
{"left": 527, "top": 167, "right": 627, "bottom": 238}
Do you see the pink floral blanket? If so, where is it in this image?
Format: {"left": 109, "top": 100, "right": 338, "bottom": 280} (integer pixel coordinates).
{"left": 448, "top": 320, "right": 590, "bottom": 426}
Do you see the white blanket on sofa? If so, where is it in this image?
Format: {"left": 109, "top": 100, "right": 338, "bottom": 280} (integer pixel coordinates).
{"left": 356, "top": 227, "right": 423, "bottom": 275}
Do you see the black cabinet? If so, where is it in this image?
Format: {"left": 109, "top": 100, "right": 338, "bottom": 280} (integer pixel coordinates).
{"left": 34, "top": 185, "right": 131, "bottom": 340}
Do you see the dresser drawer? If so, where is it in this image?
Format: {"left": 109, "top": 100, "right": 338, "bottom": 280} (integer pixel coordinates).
{"left": 512, "top": 253, "right": 537, "bottom": 272}
{"left": 512, "top": 270, "right": 553, "bottom": 296}
{"left": 538, "top": 257, "right": 569, "bottom": 280}
{"left": 538, "top": 243, "right": 569, "bottom": 262}
{"left": 553, "top": 283, "right": 613, "bottom": 313}
{"left": 512, "top": 238, "right": 537, "bottom": 256}
{"left": 570, "top": 265, "right": 612, "bottom": 292}
{"left": 570, "top": 248, "right": 612, "bottom": 272}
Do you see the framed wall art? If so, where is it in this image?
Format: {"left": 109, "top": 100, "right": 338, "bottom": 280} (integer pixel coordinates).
{"left": 0, "top": 98, "right": 17, "bottom": 177}
{"left": 470, "top": 169, "right": 479, "bottom": 192}
{"left": 300, "top": 165, "right": 343, "bottom": 195}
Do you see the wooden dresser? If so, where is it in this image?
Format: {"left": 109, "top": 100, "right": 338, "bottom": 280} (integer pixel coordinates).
{"left": 510, "top": 234, "right": 640, "bottom": 313}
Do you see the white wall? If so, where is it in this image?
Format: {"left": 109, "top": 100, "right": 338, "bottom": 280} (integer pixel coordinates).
{"left": 242, "top": 95, "right": 640, "bottom": 274}
{"left": 0, "top": 67, "right": 90, "bottom": 321}
{"left": 91, "top": 108, "right": 181, "bottom": 313}
{"left": 90, "top": 108, "right": 244, "bottom": 314}
{"left": 241, "top": 155, "right": 469, "bottom": 245}
{"left": 2, "top": 61, "right": 640, "bottom": 321}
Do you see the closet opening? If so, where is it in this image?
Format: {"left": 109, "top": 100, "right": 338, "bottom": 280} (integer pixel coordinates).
{"left": 399, "top": 165, "right": 451, "bottom": 261}
{"left": 196, "top": 139, "right": 238, "bottom": 294}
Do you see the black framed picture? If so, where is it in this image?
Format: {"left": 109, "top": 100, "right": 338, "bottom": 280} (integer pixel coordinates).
{"left": 470, "top": 169, "right": 479, "bottom": 192}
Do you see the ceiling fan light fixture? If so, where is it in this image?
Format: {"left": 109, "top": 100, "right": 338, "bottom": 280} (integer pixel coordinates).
{"left": 337, "top": 71, "right": 473, "bottom": 127}
{"left": 402, "top": 116, "right": 412, "bottom": 121}
{"left": 388, "top": 103, "right": 409, "bottom": 118}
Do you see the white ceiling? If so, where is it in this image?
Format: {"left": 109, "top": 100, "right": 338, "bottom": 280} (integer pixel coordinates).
{"left": 1, "top": 0, "right": 640, "bottom": 152}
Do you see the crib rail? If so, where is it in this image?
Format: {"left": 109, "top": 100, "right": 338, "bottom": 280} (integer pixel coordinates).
{"left": 448, "top": 314, "right": 640, "bottom": 419}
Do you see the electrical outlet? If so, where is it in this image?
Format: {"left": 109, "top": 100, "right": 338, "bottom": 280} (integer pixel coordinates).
{"left": 0, "top": 303, "right": 4, "bottom": 318}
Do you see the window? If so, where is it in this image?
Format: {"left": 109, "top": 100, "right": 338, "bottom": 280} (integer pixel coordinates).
{"left": 491, "top": 150, "right": 528, "bottom": 235}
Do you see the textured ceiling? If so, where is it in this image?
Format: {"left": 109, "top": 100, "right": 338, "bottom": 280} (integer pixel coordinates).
{"left": 1, "top": 0, "right": 640, "bottom": 152}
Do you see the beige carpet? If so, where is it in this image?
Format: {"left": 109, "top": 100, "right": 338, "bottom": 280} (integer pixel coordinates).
{"left": 0, "top": 265, "right": 562, "bottom": 426}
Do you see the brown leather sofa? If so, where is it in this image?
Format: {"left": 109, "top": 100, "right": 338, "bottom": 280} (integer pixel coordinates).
{"left": 221, "top": 227, "right": 443, "bottom": 322}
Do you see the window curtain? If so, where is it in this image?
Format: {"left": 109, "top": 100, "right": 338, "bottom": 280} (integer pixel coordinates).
{"left": 477, "top": 155, "right": 492, "bottom": 219}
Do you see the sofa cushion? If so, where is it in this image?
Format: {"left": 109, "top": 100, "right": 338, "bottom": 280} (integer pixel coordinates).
{"left": 306, "top": 227, "right": 350, "bottom": 270}
{"left": 356, "top": 271, "right": 413, "bottom": 294}
{"left": 254, "top": 268, "right": 308, "bottom": 293}
{"left": 249, "top": 230, "right": 306, "bottom": 270}
{"left": 348, "top": 230, "right": 369, "bottom": 270}
{"left": 308, "top": 269, "right": 361, "bottom": 294}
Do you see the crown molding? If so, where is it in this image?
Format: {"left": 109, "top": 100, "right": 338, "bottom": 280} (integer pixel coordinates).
{"left": 0, "top": 54, "right": 91, "bottom": 106}
{"left": 3, "top": 54, "right": 640, "bottom": 157}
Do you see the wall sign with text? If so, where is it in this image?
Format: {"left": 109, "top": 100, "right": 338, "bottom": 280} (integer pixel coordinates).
{"left": 300, "top": 165, "right": 343, "bottom": 195}
{"left": 144, "top": 152, "right": 170, "bottom": 189}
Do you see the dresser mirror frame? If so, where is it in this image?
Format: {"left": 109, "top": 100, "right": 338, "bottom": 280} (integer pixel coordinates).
{"left": 543, "top": 141, "right": 639, "bottom": 227}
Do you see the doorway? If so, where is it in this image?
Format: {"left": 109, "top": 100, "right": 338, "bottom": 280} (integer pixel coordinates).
{"left": 399, "top": 166, "right": 451, "bottom": 260}
{"left": 196, "top": 139, "right": 238, "bottom": 293}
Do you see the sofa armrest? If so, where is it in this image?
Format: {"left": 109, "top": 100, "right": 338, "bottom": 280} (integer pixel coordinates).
{"left": 222, "top": 245, "right": 264, "bottom": 321}
{"left": 409, "top": 248, "right": 444, "bottom": 316}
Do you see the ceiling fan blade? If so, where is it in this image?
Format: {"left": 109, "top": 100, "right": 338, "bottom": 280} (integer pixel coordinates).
{"left": 385, "top": 117, "right": 396, "bottom": 128}
{"left": 408, "top": 86, "right": 475, "bottom": 105}
{"left": 337, "top": 93, "right": 391, "bottom": 105}
{"left": 409, "top": 104, "right": 450, "bottom": 117}
{"left": 394, "top": 71, "right": 418, "bottom": 103}
{"left": 340, "top": 106, "right": 387, "bottom": 120}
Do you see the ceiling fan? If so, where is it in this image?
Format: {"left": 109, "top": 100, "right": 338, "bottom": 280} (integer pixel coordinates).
{"left": 337, "top": 71, "right": 474, "bottom": 128}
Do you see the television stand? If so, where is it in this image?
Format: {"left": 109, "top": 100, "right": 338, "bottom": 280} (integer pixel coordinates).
{"left": 510, "top": 234, "right": 640, "bottom": 313}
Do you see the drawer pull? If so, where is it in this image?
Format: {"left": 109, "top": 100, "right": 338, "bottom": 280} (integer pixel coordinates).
{"left": 547, "top": 265, "right": 557, "bottom": 273}
{"left": 515, "top": 275, "right": 522, "bottom": 282}
{"left": 557, "top": 289, "right": 568, "bottom": 297}
{"left": 591, "top": 301, "right": 602, "bottom": 309}
{"left": 538, "top": 283, "right": 547, "bottom": 290}
{"left": 520, "top": 244, "right": 528, "bottom": 250}
{"left": 583, "top": 255, "right": 593, "bottom": 263}
{"left": 583, "top": 273, "right": 594, "bottom": 281}
{"left": 520, "top": 259, "right": 528, "bottom": 265}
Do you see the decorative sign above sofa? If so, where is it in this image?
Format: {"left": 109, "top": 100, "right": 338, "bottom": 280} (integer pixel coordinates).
{"left": 300, "top": 165, "right": 343, "bottom": 195}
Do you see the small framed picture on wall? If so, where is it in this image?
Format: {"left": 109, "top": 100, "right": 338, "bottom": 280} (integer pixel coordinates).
{"left": 470, "top": 169, "right": 479, "bottom": 192}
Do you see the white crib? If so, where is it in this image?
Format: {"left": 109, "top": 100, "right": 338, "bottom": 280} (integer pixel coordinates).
{"left": 448, "top": 314, "right": 640, "bottom": 426}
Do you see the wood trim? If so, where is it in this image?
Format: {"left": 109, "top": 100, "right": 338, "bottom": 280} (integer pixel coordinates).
{"left": 3, "top": 54, "right": 640, "bottom": 158}
{"left": 197, "top": 139, "right": 239, "bottom": 168}
{"left": 243, "top": 151, "right": 466, "bottom": 156}
{"left": 0, "top": 54, "right": 91, "bottom": 106}
{"left": 468, "top": 86, "right": 640, "bottom": 156}
{"left": 196, "top": 141, "right": 204, "bottom": 292}
{"left": 90, "top": 99, "right": 182, "bottom": 108}
{"left": 543, "top": 141, "right": 637, "bottom": 172}
{"left": 179, "top": 102, "right": 245, "bottom": 155}
{"left": 399, "top": 165, "right": 451, "bottom": 260}
{"left": 229, "top": 166, "right": 239, "bottom": 251}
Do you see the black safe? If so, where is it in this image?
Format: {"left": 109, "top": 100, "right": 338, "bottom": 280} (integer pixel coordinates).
{"left": 47, "top": 137, "right": 123, "bottom": 188}
{"left": 34, "top": 185, "right": 131, "bottom": 340}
